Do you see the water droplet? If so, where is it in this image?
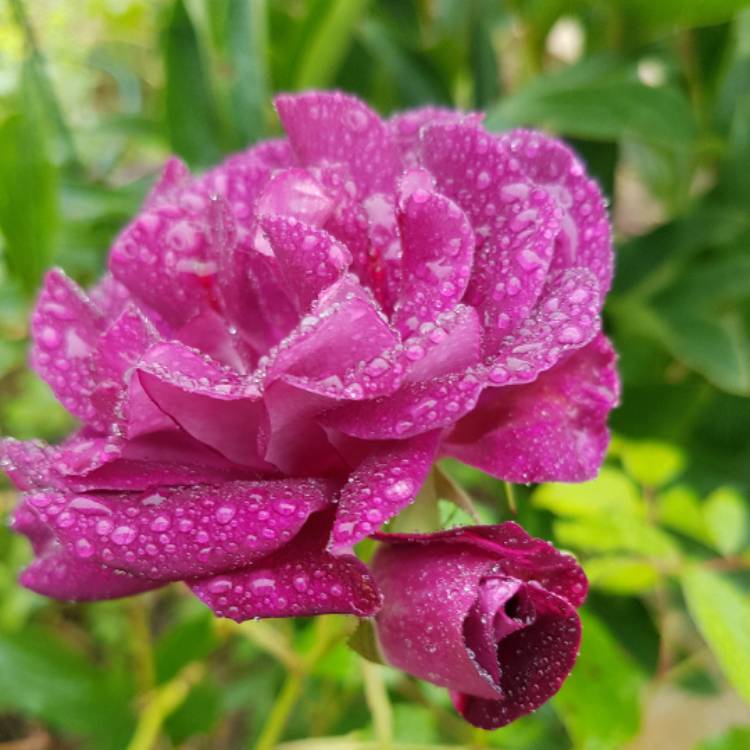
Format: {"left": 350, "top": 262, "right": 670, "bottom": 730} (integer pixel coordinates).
{"left": 111, "top": 526, "right": 137, "bottom": 545}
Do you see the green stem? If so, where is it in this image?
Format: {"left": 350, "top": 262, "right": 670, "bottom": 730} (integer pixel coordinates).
{"left": 128, "top": 597, "right": 155, "bottom": 695}
{"left": 503, "top": 481, "right": 517, "bottom": 515}
{"left": 126, "top": 662, "right": 203, "bottom": 750}
{"left": 361, "top": 659, "right": 393, "bottom": 749}
{"left": 253, "top": 616, "right": 351, "bottom": 750}
{"left": 255, "top": 670, "right": 305, "bottom": 750}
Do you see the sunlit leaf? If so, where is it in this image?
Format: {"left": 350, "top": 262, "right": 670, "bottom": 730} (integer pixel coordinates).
{"left": 704, "top": 487, "right": 750, "bottom": 557}
{"left": 682, "top": 566, "right": 750, "bottom": 703}
{"left": 584, "top": 557, "right": 660, "bottom": 595}
{"left": 533, "top": 467, "right": 643, "bottom": 519}
{"left": 620, "top": 439, "right": 685, "bottom": 487}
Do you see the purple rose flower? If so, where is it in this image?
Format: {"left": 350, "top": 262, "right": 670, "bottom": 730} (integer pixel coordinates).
{"left": 371, "top": 523, "right": 588, "bottom": 729}
{"left": 1, "top": 91, "right": 615, "bottom": 619}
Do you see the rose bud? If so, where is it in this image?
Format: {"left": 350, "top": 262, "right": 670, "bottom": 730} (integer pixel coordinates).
{"left": 372, "top": 522, "right": 587, "bottom": 729}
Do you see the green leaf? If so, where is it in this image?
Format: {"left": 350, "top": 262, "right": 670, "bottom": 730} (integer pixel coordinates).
{"left": 164, "top": 678, "right": 221, "bottom": 745}
{"left": 658, "top": 485, "right": 713, "bottom": 545}
{"left": 294, "top": 0, "right": 370, "bottom": 89}
{"left": 584, "top": 557, "right": 660, "bottom": 595}
{"left": 205, "top": 0, "right": 269, "bottom": 146}
{"left": 620, "top": 439, "right": 685, "bottom": 487}
{"left": 358, "top": 18, "right": 450, "bottom": 106}
{"left": 533, "top": 467, "right": 644, "bottom": 519}
{"left": 0, "top": 627, "right": 133, "bottom": 748}
{"left": 347, "top": 618, "right": 384, "bottom": 666}
{"left": 554, "top": 610, "right": 643, "bottom": 750}
{"left": 469, "top": 0, "right": 500, "bottom": 108}
{"left": 655, "top": 310, "right": 750, "bottom": 396}
{"left": 486, "top": 57, "right": 697, "bottom": 150}
{"left": 554, "top": 516, "right": 679, "bottom": 559}
{"left": 155, "top": 611, "right": 218, "bottom": 684}
{"left": 163, "top": 0, "right": 222, "bottom": 165}
{"left": 621, "top": 0, "right": 750, "bottom": 30}
{"left": 0, "top": 67, "right": 58, "bottom": 296}
{"left": 704, "top": 487, "right": 750, "bottom": 556}
{"left": 682, "top": 566, "right": 750, "bottom": 703}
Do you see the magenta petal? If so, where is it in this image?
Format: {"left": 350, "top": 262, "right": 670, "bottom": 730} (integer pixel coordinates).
{"left": 211, "top": 198, "right": 298, "bottom": 353}
{"left": 256, "top": 167, "right": 335, "bottom": 227}
{"left": 190, "top": 139, "right": 296, "bottom": 229}
{"left": 109, "top": 203, "right": 214, "bottom": 329}
{"left": 324, "top": 369, "right": 483, "bottom": 441}
{"left": 402, "top": 305, "right": 482, "bottom": 383}
{"left": 393, "top": 185, "right": 475, "bottom": 336}
{"left": 373, "top": 539, "right": 503, "bottom": 700}
{"left": 375, "top": 522, "right": 588, "bottom": 608}
{"left": 332, "top": 430, "right": 441, "bottom": 548}
{"left": 28, "top": 480, "right": 330, "bottom": 582}
{"left": 261, "top": 216, "right": 352, "bottom": 311}
{"left": 190, "top": 510, "right": 382, "bottom": 620}
{"left": 90, "top": 305, "right": 158, "bottom": 426}
{"left": 145, "top": 156, "right": 191, "bottom": 209}
{"left": 275, "top": 91, "right": 397, "bottom": 198}
{"left": 484, "top": 267, "right": 601, "bottom": 387}
{"left": 63, "top": 430, "right": 257, "bottom": 492}
{"left": 448, "top": 334, "right": 619, "bottom": 484}
{"left": 265, "top": 277, "right": 401, "bottom": 400}
{"left": 498, "top": 129, "right": 613, "bottom": 298}
{"left": 135, "top": 343, "right": 270, "bottom": 468}
{"left": 12, "top": 499, "right": 161, "bottom": 600}
{"left": 389, "top": 107, "right": 484, "bottom": 167}
{"left": 420, "top": 122, "right": 562, "bottom": 351}
{"left": 0, "top": 438, "right": 62, "bottom": 491}
{"left": 20, "top": 548, "right": 162, "bottom": 601}
{"left": 31, "top": 269, "right": 104, "bottom": 424}
{"left": 452, "top": 584, "right": 581, "bottom": 729}
{"left": 88, "top": 273, "right": 133, "bottom": 324}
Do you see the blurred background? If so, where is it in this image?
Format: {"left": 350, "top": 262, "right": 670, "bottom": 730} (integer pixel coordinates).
{"left": 1, "top": 1, "right": 750, "bottom": 748}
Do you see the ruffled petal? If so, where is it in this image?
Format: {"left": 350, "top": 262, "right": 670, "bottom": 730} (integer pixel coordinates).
{"left": 31, "top": 269, "right": 104, "bottom": 424}
{"left": 392, "top": 182, "right": 475, "bottom": 336}
{"left": 256, "top": 167, "right": 335, "bottom": 227}
{"left": 331, "top": 430, "right": 441, "bottom": 548}
{"left": 190, "top": 510, "right": 382, "bottom": 620}
{"left": 25, "top": 480, "right": 330, "bottom": 582}
{"left": 375, "top": 522, "right": 588, "bottom": 608}
{"left": 324, "top": 368, "right": 483, "bottom": 441}
{"left": 260, "top": 216, "right": 352, "bottom": 312}
{"left": 389, "top": 107, "right": 483, "bottom": 167}
{"left": 484, "top": 267, "right": 601, "bottom": 387}
{"left": 11, "top": 502, "right": 161, "bottom": 601}
{"left": 135, "top": 350, "right": 270, "bottom": 470}
{"left": 420, "top": 122, "right": 561, "bottom": 351}
{"left": 265, "top": 276, "right": 401, "bottom": 400}
{"left": 447, "top": 334, "right": 619, "bottom": 484}
{"left": 109, "top": 202, "right": 216, "bottom": 329}
{"left": 373, "top": 538, "right": 503, "bottom": 700}
{"left": 452, "top": 584, "right": 581, "bottom": 729}
{"left": 89, "top": 304, "right": 158, "bottom": 426}
{"left": 0, "top": 438, "right": 62, "bottom": 491}
{"left": 498, "top": 129, "right": 613, "bottom": 299}
{"left": 275, "top": 91, "right": 397, "bottom": 198}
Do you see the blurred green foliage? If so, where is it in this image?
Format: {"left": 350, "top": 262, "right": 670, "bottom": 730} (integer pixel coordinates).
{"left": 1, "top": 0, "right": 750, "bottom": 748}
